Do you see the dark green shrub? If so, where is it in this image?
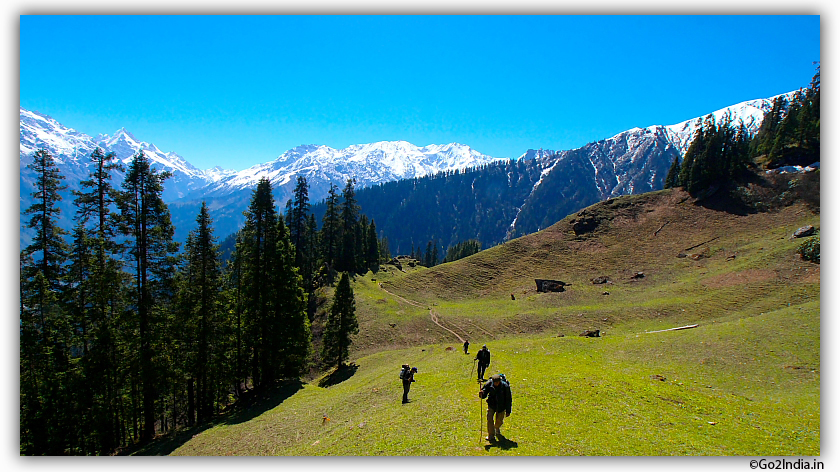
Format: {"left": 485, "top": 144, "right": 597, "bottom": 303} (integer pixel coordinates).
{"left": 797, "top": 236, "right": 820, "bottom": 263}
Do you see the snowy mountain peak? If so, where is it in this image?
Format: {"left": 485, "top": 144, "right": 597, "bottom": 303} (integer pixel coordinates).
{"left": 199, "top": 140, "right": 504, "bottom": 204}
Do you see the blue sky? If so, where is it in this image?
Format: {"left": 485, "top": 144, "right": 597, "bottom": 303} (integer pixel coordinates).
{"left": 20, "top": 15, "right": 820, "bottom": 171}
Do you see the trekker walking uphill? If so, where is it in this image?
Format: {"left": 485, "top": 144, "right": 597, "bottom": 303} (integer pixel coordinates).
{"left": 463, "top": 340, "right": 470, "bottom": 354}
{"left": 475, "top": 344, "right": 490, "bottom": 381}
{"left": 400, "top": 364, "right": 418, "bottom": 404}
{"left": 479, "top": 374, "right": 512, "bottom": 443}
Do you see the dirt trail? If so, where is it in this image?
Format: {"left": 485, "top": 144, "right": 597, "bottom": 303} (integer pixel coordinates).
{"left": 379, "top": 283, "right": 467, "bottom": 343}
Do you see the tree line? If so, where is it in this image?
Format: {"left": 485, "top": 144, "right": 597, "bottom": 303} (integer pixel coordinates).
{"left": 310, "top": 158, "right": 545, "bottom": 257}
{"left": 20, "top": 150, "right": 371, "bottom": 455}
{"left": 666, "top": 65, "right": 820, "bottom": 194}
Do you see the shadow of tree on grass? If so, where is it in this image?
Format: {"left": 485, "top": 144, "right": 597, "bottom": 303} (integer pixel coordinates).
{"left": 223, "top": 379, "right": 304, "bottom": 425}
{"left": 127, "top": 379, "right": 304, "bottom": 455}
{"left": 318, "top": 363, "right": 359, "bottom": 388}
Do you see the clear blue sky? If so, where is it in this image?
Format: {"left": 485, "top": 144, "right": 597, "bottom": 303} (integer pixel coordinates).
{"left": 20, "top": 15, "right": 820, "bottom": 171}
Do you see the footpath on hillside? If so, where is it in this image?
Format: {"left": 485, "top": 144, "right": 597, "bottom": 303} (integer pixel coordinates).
{"left": 378, "top": 283, "right": 494, "bottom": 343}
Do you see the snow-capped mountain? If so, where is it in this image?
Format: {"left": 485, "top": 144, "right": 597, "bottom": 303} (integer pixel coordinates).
{"left": 169, "top": 140, "right": 504, "bottom": 244}
{"left": 508, "top": 92, "right": 797, "bottom": 236}
{"left": 20, "top": 108, "right": 226, "bottom": 200}
{"left": 197, "top": 140, "right": 502, "bottom": 203}
{"left": 20, "top": 89, "right": 799, "bottom": 249}
{"left": 19, "top": 107, "right": 233, "bottom": 246}
{"left": 19, "top": 107, "right": 503, "bottom": 246}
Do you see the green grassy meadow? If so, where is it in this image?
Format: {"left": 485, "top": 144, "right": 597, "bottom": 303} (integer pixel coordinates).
{"left": 150, "top": 188, "right": 820, "bottom": 456}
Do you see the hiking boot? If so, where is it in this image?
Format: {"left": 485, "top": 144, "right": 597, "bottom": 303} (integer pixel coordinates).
{"left": 485, "top": 435, "right": 495, "bottom": 442}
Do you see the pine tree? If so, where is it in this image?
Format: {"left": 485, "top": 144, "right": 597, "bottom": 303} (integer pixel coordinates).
{"left": 64, "top": 222, "right": 94, "bottom": 452}
{"left": 20, "top": 148, "right": 72, "bottom": 455}
{"left": 239, "top": 178, "right": 311, "bottom": 384}
{"left": 22, "top": 149, "right": 68, "bottom": 287}
{"left": 321, "top": 272, "right": 359, "bottom": 368}
{"left": 225, "top": 232, "right": 246, "bottom": 396}
{"left": 116, "top": 150, "right": 179, "bottom": 442}
{"left": 71, "top": 147, "right": 125, "bottom": 453}
{"left": 305, "top": 213, "right": 319, "bottom": 318}
{"left": 320, "top": 184, "right": 341, "bottom": 272}
{"left": 443, "top": 239, "right": 482, "bottom": 263}
{"left": 239, "top": 178, "right": 280, "bottom": 387}
{"left": 664, "top": 156, "right": 681, "bottom": 188}
{"left": 425, "top": 240, "right": 434, "bottom": 267}
{"left": 289, "top": 176, "right": 310, "bottom": 265}
{"left": 356, "top": 214, "right": 369, "bottom": 273}
{"left": 366, "top": 219, "right": 380, "bottom": 272}
{"left": 176, "top": 202, "right": 223, "bottom": 423}
{"left": 378, "top": 236, "right": 391, "bottom": 262}
{"left": 274, "top": 218, "right": 311, "bottom": 378}
{"left": 337, "top": 179, "right": 360, "bottom": 273}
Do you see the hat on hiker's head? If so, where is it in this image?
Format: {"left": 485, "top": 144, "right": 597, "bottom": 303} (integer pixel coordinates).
{"left": 483, "top": 344, "right": 487, "bottom": 348}
{"left": 491, "top": 374, "right": 501, "bottom": 381}
{"left": 411, "top": 367, "right": 418, "bottom": 372}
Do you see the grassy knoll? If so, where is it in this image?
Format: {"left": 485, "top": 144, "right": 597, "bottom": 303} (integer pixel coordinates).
{"left": 149, "top": 187, "right": 820, "bottom": 456}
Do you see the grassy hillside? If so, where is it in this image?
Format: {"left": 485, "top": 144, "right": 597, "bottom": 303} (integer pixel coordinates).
{"left": 140, "top": 186, "right": 820, "bottom": 456}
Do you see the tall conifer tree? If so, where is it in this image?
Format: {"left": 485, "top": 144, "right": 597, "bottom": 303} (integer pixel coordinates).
{"left": 337, "top": 179, "right": 359, "bottom": 273}
{"left": 20, "top": 148, "right": 71, "bottom": 454}
{"left": 321, "top": 272, "right": 358, "bottom": 368}
{"left": 117, "top": 150, "right": 179, "bottom": 442}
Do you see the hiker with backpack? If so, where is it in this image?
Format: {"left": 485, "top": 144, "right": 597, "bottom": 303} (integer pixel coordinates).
{"left": 475, "top": 344, "right": 490, "bottom": 381}
{"left": 400, "top": 364, "right": 418, "bottom": 404}
{"left": 463, "top": 339, "right": 470, "bottom": 354}
{"left": 478, "top": 373, "right": 512, "bottom": 442}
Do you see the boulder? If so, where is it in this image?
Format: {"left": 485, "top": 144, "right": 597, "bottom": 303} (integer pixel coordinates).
{"left": 579, "top": 329, "right": 600, "bottom": 337}
{"left": 535, "top": 279, "right": 568, "bottom": 292}
{"left": 793, "top": 225, "right": 815, "bottom": 238}
{"left": 591, "top": 276, "right": 610, "bottom": 284}
{"left": 631, "top": 271, "right": 645, "bottom": 279}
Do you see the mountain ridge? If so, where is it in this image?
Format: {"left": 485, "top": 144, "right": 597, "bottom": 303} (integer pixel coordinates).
{"left": 20, "top": 90, "right": 798, "bottom": 248}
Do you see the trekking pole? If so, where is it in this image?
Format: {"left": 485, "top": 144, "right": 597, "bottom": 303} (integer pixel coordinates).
{"left": 478, "top": 386, "right": 483, "bottom": 444}
{"left": 478, "top": 378, "right": 484, "bottom": 444}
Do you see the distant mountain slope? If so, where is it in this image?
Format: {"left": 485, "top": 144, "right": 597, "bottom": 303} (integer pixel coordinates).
{"left": 330, "top": 92, "right": 797, "bottom": 254}
{"left": 172, "top": 141, "right": 504, "bottom": 243}
{"left": 19, "top": 108, "right": 228, "bottom": 246}
{"left": 198, "top": 141, "right": 502, "bottom": 201}
{"left": 19, "top": 108, "right": 501, "bottom": 245}
{"left": 20, "top": 91, "right": 795, "bottom": 249}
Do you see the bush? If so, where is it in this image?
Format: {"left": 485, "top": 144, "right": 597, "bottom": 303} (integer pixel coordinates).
{"left": 797, "top": 236, "right": 820, "bottom": 263}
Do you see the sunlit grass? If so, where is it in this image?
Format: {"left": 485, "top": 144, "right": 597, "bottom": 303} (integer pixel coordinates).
{"left": 154, "top": 189, "right": 819, "bottom": 456}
